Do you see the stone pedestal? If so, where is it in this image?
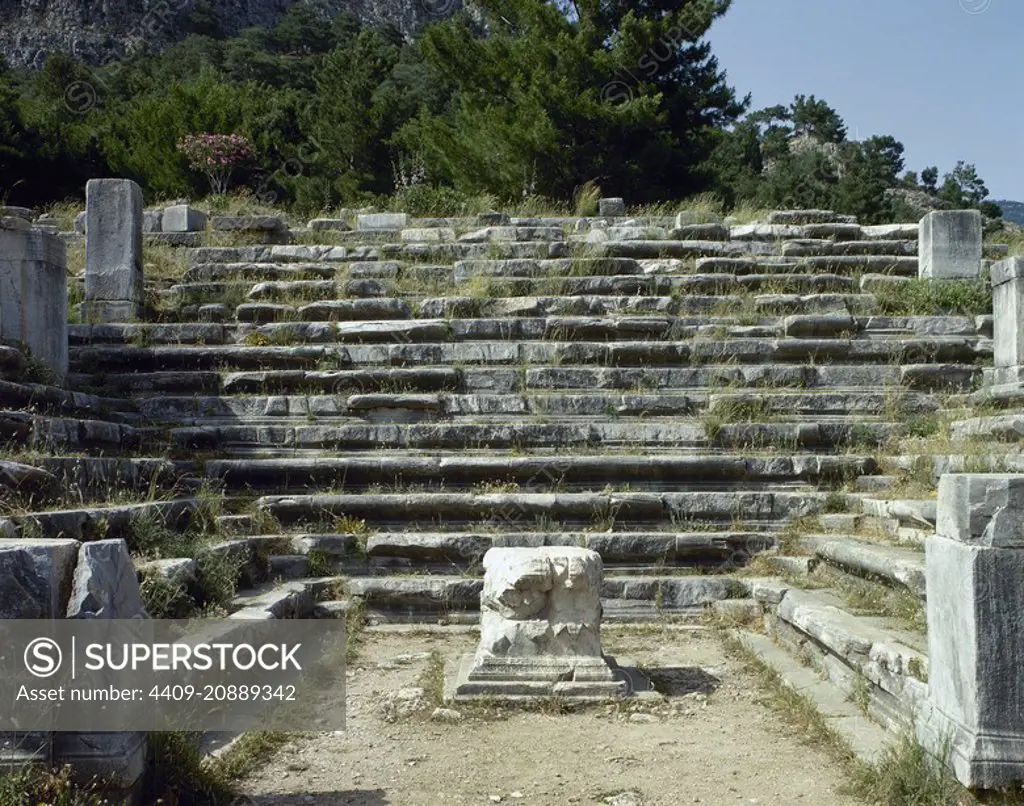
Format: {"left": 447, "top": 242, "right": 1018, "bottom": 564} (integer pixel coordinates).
{"left": 917, "top": 474, "right": 1024, "bottom": 788}
{"left": 449, "top": 547, "right": 626, "bottom": 700}
{"left": 0, "top": 222, "right": 68, "bottom": 383}
{"left": 84, "top": 178, "right": 144, "bottom": 322}
{"left": 919, "top": 210, "right": 982, "bottom": 280}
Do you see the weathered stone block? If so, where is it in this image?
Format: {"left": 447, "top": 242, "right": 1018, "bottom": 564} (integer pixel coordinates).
{"left": 450, "top": 547, "right": 626, "bottom": 700}
{"left": 919, "top": 473, "right": 1024, "bottom": 788}
{"left": 599, "top": 198, "right": 626, "bottom": 217}
{"left": 0, "top": 225, "right": 68, "bottom": 382}
{"left": 0, "top": 538, "right": 79, "bottom": 618}
{"left": 991, "top": 257, "right": 1024, "bottom": 371}
{"left": 357, "top": 213, "right": 408, "bottom": 230}
{"left": 85, "top": 178, "right": 144, "bottom": 318}
{"left": 919, "top": 210, "right": 982, "bottom": 280}
{"left": 162, "top": 204, "right": 207, "bottom": 233}
{"left": 142, "top": 210, "right": 163, "bottom": 233}
{"left": 936, "top": 474, "right": 1024, "bottom": 547}
{"left": 66, "top": 539, "right": 149, "bottom": 619}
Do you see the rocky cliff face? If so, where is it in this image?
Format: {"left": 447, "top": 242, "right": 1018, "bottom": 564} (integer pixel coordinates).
{"left": 0, "top": 0, "right": 460, "bottom": 69}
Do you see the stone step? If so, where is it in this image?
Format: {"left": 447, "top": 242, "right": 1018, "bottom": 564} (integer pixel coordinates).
{"left": 381, "top": 242, "right": 564, "bottom": 262}
{"left": 732, "top": 630, "right": 895, "bottom": 763}
{"left": 161, "top": 419, "right": 897, "bottom": 453}
{"left": 256, "top": 491, "right": 826, "bottom": 529}
{"left": 951, "top": 413, "right": 1024, "bottom": 442}
{"left": 30, "top": 456, "right": 188, "bottom": 495}
{"left": 0, "top": 378, "right": 134, "bottom": 417}
{"left": 136, "top": 390, "right": 939, "bottom": 422}
{"left": 0, "top": 409, "right": 144, "bottom": 451}
{"left": 183, "top": 262, "right": 338, "bottom": 282}
{"left": 229, "top": 577, "right": 340, "bottom": 619}
{"left": 188, "top": 245, "right": 362, "bottom": 266}
{"left": 1, "top": 497, "right": 200, "bottom": 541}
{"left": 198, "top": 454, "right": 875, "bottom": 491}
{"left": 780, "top": 239, "right": 917, "bottom": 258}
{"left": 345, "top": 573, "right": 750, "bottom": 622}
{"left": 68, "top": 338, "right": 988, "bottom": 374}
{"left": 69, "top": 312, "right": 984, "bottom": 345}
{"left": 68, "top": 361, "right": 980, "bottom": 398}
{"left": 362, "top": 530, "right": 774, "bottom": 565}
{"left": 797, "top": 534, "right": 926, "bottom": 597}
{"left": 858, "top": 497, "right": 936, "bottom": 529}
{"left": 756, "top": 583, "right": 928, "bottom": 734}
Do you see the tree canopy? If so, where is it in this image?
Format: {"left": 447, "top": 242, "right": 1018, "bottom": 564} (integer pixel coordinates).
{"left": 0, "top": 1, "right": 1002, "bottom": 222}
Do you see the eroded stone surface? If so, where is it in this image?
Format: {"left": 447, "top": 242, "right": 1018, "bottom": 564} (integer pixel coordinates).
{"left": 66, "top": 539, "right": 149, "bottom": 619}
{"left": 451, "top": 547, "right": 625, "bottom": 700}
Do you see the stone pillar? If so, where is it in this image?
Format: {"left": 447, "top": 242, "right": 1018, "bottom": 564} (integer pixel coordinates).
{"left": 986, "top": 257, "right": 1024, "bottom": 389}
{"left": 919, "top": 210, "right": 983, "bottom": 280}
{"left": 450, "top": 547, "right": 626, "bottom": 700}
{"left": 84, "top": 178, "right": 144, "bottom": 322}
{"left": 0, "top": 218, "right": 68, "bottom": 383}
{"left": 918, "top": 474, "right": 1024, "bottom": 789}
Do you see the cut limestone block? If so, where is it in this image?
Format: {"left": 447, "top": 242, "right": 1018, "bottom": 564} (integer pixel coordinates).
{"left": 918, "top": 474, "right": 1024, "bottom": 788}
{"left": 0, "top": 223, "right": 68, "bottom": 381}
{"left": 358, "top": 213, "right": 408, "bottom": 231}
{"left": 0, "top": 538, "right": 80, "bottom": 618}
{"left": 85, "top": 178, "right": 144, "bottom": 321}
{"left": 990, "top": 258, "right": 1024, "bottom": 390}
{"left": 919, "top": 210, "right": 982, "bottom": 280}
{"left": 162, "top": 204, "right": 207, "bottom": 233}
{"left": 66, "top": 539, "right": 149, "bottom": 619}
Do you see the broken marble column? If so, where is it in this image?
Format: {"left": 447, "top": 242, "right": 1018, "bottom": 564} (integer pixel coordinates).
{"left": 917, "top": 474, "right": 1024, "bottom": 789}
{"left": 84, "top": 178, "right": 144, "bottom": 322}
{"left": 450, "top": 547, "right": 626, "bottom": 700}
{"left": 0, "top": 219, "right": 68, "bottom": 383}
{"left": 919, "top": 210, "right": 982, "bottom": 280}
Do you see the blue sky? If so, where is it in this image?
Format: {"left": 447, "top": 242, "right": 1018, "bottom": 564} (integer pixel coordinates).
{"left": 708, "top": 0, "right": 1023, "bottom": 200}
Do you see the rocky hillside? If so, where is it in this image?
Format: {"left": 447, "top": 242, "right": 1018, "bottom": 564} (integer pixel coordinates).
{"left": 0, "top": 0, "right": 460, "bottom": 69}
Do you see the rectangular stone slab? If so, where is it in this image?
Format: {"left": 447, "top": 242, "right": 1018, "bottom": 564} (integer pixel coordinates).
{"left": 85, "top": 178, "right": 143, "bottom": 305}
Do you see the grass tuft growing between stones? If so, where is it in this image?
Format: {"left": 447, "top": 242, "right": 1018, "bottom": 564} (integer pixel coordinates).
{"left": 873, "top": 278, "right": 991, "bottom": 317}
{"left": 0, "top": 765, "right": 107, "bottom": 806}
{"left": 722, "top": 635, "right": 1006, "bottom": 805}
{"left": 844, "top": 733, "right": 974, "bottom": 806}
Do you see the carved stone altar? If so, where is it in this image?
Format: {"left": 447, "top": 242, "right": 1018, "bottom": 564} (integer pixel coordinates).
{"left": 448, "top": 547, "right": 628, "bottom": 700}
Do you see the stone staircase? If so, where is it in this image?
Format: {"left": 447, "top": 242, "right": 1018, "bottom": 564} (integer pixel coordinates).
{"left": 0, "top": 208, "right": 1000, "bottom": 749}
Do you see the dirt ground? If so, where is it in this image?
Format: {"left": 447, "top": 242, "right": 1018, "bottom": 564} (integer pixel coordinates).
{"left": 238, "top": 625, "right": 861, "bottom": 806}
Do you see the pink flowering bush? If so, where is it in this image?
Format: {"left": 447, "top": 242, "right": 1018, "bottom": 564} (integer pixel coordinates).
{"left": 176, "top": 133, "right": 254, "bottom": 195}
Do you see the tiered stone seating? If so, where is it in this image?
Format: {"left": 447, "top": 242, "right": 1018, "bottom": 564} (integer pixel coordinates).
{"left": 43, "top": 210, "right": 990, "bottom": 631}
